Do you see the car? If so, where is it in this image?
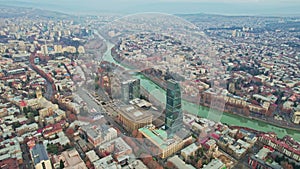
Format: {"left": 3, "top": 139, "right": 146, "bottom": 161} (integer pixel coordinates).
{"left": 90, "top": 108, "right": 97, "bottom": 113}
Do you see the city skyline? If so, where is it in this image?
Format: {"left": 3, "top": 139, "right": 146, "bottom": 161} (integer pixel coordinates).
{"left": 0, "top": 4, "right": 300, "bottom": 169}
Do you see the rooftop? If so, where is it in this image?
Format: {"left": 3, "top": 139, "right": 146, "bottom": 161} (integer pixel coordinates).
{"left": 139, "top": 126, "right": 169, "bottom": 149}
{"left": 138, "top": 125, "right": 188, "bottom": 149}
{"left": 167, "top": 155, "right": 195, "bottom": 169}
{"left": 86, "top": 150, "right": 100, "bottom": 163}
{"left": 98, "top": 137, "right": 132, "bottom": 155}
{"left": 93, "top": 155, "right": 121, "bottom": 169}
{"left": 181, "top": 143, "right": 199, "bottom": 155}
{"left": 60, "top": 149, "right": 86, "bottom": 169}
{"left": 124, "top": 160, "right": 148, "bottom": 169}
{"left": 202, "top": 159, "right": 225, "bottom": 169}
{"left": 31, "top": 144, "right": 49, "bottom": 165}
{"left": 119, "top": 105, "right": 153, "bottom": 123}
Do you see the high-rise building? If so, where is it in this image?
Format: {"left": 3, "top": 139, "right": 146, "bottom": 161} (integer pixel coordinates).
{"left": 165, "top": 79, "right": 183, "bottom": 137}
{"left": 121, "top": 79, "right": 140, "bottom": 103}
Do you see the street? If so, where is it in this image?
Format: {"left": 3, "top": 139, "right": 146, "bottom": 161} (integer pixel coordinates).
{"left": 76, "top": 87, "right": 128, "bottom": 135}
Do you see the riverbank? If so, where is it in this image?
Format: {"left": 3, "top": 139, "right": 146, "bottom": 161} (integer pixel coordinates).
{"left": 139, "top": 73, "right": 300, "bottom": 133}
{"left": 109, "top": 46, "right": 300, "bottom": 141}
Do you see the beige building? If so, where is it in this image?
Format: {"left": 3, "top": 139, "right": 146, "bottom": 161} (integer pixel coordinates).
{"left": 118, "top": 105, "right": 153, "bottom": 132}
{"left": 139, "top": 125, "right": 192, "bottom": 159}
{"left": 181, "top": 143, "right": 201, "bottom": 161}
{"left": 79, "top": 123, "right": 118, "bottom": 147}
{"left": 98, "top": 137, "right": 132, "bottom": 159}
{"left": 167, "top": 155, "right": 195, "bottom": 169}
{"left": 52, "top": 149, "right": 87, "bottom": 169}
{"left": 54, "top": 45, "right": 63, "bottom": 53}
{"left": 24, "top": 87, "right": 65, "bottom": 126}
{"left": 292, "top": 111, "right": 300, "bottom": 124}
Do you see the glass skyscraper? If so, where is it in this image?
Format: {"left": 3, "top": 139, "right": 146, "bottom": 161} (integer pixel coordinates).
{"left": 121, "top": 78, "right": 140, "bottom": 103}
{"left": 165, "top": 79, "right": 183, "bottom": 137}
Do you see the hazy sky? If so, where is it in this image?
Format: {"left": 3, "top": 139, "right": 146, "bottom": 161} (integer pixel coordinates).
{"left": 2, "top": 0, "right": 300, "bottom": 16}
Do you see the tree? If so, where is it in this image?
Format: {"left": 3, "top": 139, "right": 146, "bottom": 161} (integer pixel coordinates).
{"left": 132, "top": 130, "right": 138, "bottom": 137}
{"left": 23, "top": 107, "right": 28, "bottom": 114}
{"left": 189, "top": 155, "right": 194, "bottom": 161}
{"left": 12, "top": 122, "right": 22, "bottom": 130}
{"left": 68, "top": 113, "right": 77, "bottom": 122}
{"left": 196, "top": 159, "right": 203, "bottom": 169}
{"left": 27, "top": 74, "right": 30, "bottom": 81}
{"left": 166, "top": 161, "right": 174, "bottom": 169}
{"left": 47, "top": 144, "right": 59, "bottom": 155}
{"left": 27, "top": 112, "right": 34, "bottom": 120}
{"left": 85, "top": 160, "right": 92, "bottom": 169}
{"left": 33, "top": 109, "right": 39, "bottom": 116}
{"left": 59, "top": 159, "right": 65, "bottom": 169}
{"left": 66, "top": 128, "right": 75, "bottom": 137}
{"left": 63, "top": 144, "right": 71, "bottom": 150}
{"left": 147, "top": 161, "right": 162, "bottom": 169}
{"left": 52, "top": 70, "right": 57, "bottom": 76}
{"left": 140, "top": 153, "right": 152, "bottom": 165}
{"left": 136, "top": 132, "right": 143, "bottom": 139}
{"left": 95, "top": 84, "right": 99, "bottom": 90}
{"left": 95, "top": 76, "right": 99, "bottom": 82}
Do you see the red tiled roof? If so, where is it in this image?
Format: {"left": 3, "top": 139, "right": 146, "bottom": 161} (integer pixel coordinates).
{"left": 42, "top": 120, "right": 65, "bottom": 137}
{"left": 260, "top": 134, "right": 300, "bottom": 155}
{"left": 0, "top": 158, "right": 19, "bottom": 169}
{"left": 19, "top": 100, "right": 27, "bottom": 107}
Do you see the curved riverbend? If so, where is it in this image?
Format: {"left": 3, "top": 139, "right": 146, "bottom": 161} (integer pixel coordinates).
{"left": 95, "top": 31, "right": 300, "bottom": 141}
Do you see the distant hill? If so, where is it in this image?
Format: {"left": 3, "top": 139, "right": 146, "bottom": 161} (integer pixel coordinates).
{"left": 0, "top": 5, "right": 72, "bottom": 19}
{"left": 1, "top": 0, "right": 300, "bottom": 17}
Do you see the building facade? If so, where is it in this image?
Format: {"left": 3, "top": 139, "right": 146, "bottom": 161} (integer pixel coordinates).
{"left": 30, "top": 144, "right": 52, "bottom": 169}
{"left": 121, "top": 79, "right": 140, "bottom": 103}
{"left": 292, "top": 111, "right": 300, "bottom": 124}
{"left": 79, "top": 124, "right": 118, "bottom": 147}
{"left": 165, "top": 79, "right": 183, "bottom": 137}
{"left": 118, "top": 105, "right": 153, "bottom": 132}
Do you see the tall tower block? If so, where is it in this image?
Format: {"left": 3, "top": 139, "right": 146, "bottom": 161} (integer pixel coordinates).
{"left": 165, "top": 79, "right": 183, "bottom": 137}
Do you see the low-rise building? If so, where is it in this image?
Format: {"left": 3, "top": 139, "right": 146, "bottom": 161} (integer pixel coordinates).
{"left": 124, "top": 160, "right": 148, "bottom": 169}
{"left": 47, "top": 131, "right": 70, "bottom": 146}
{"left": 248, "top": 146, "right": 282, "bottom": 169}
{"left": 202, "top": 159, "right": 226, "bottom": 169}
{"left": 0, "top": 158, "right": 20, "bottom": 169}
{"left": 181, "top": 143, "right": 201, "bottom": 161}
{"left": 118, "top": 105, "right": 153, "bottom": 132}
{"left": 167, "top": 155, "right": 195, "bottom": 169}
{"left": 227, "top": 139, "right": 250, "bottom": 159}
{"left": 93, "top": 155, "right": 121, "bottom": 169}
{"left": 42, "top": 121, "right": 65, "bottom": 138}
{"left": 86, "top": 150, "right": 100, "bottom": 163}
{"left": 79, "top": 123, "right": 117, "bottom": 147}
{"left": 30, "top": 144, "right": 52, "bottom": 169}
{"left": 0, "top": 138, "right": 23, "bottom": 165}
{"left": 98, "top": 137, "right": 132, "bottom": 159}
{"left": 16, "top": 123, "right": 38, "bottom": 136}
{"left": 292, "top": 111, "right": 300, "bottom": 124}
{"left": 138, "top": 125, "right": 192, "bottom": 159}
{"left": 52, "top": 149, "right": 87, "bottom": 169}
{"left": 259, "top": 134, "right": 300, "bottom": 162}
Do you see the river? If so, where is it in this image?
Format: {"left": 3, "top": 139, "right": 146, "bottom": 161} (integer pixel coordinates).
{"left": 94, "top": 31, "right": 300, "bottom": 141}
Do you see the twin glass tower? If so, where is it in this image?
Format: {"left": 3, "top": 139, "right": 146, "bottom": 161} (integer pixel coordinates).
{"left": 165, "top": 79, "right": 183, "bottom": 137}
